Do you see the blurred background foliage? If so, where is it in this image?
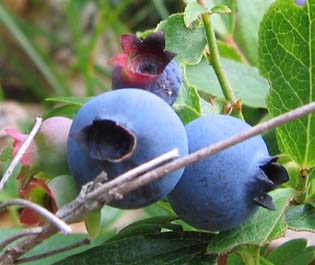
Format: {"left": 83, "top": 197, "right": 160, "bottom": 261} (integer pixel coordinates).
{"left": 0, "top": 0, "right": 185, "bottom": 103}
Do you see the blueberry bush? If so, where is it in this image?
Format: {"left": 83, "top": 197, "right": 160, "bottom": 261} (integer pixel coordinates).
{"left": 1, "top": 0, "right": 315, "bottom": 264}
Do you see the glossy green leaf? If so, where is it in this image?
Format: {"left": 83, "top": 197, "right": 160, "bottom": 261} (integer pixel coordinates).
{"left": 267, "top": 238, "right": 315, "bottom": 265}
{"left": 157, "top": 13, "right": 207, "bottom": 64}
{"left": 285, "top": 204, "right": 315, "bottom": 232}
{"left": 53, "top": 232, "right": 214, "bottom": 265}
{"left": 173, "top": 81, "right": 201, "bottom": 124}
{"left": 206, "top": 188, "right": 294, "bottom": 254}
{"left": 258, "top": 0, "right": 315, "bottom": 167}
{"left": 236, "top": 0, "right": 275, "bottom": 64}
{"left": 186, "top": 57, "right": 269, "bottom": 108}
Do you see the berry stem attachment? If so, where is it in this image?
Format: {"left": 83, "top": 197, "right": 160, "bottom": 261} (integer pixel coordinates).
{"left": 198, "top": 1, "right": 243, "bottom": 119}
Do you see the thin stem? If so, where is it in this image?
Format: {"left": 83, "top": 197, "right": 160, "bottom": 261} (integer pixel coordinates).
{"left": 0, "top": 228, "right": 42, "bottom": 251}
{"left": 16, "top": 238, "right": 90, "bottom": 264}
{"left": 198, "top": 1, "right": 243, "bottom": 119}
{"left": 0, "top": 199, "right": 72, "bottom": 234}
{"left": 0, "top": 116, "right": 43, "bottom": 191}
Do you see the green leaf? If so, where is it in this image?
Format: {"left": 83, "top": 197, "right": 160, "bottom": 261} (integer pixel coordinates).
{"left": 110, "top": 216, "right": 183, "bottom": 242}
{"left": 99, "top": 206, "right": 124, "bottom": 231}
{"left": 43, "top": 104, "right": 80, "bottom": 119}
{"left": 200, "top": 97, "right": 217, "bottom": 115}
{"left": 45, "top": 96, "right": 91, "bottom": 106}
{"left": 226, "top": 253, "right": 245, "bottom": 265}
{"left": 285, "top": 204, "right": 315, "bottom": 232}
{"left": 236, "top": 0, "right": 275, "bottom": 64}
{"left": 210, "top": 4, "right": 231, "bottom": 14}
{"left": 267, "top": 238, "right": 315, "bottom": 265}
{"left": 173, "top": 81, "right": 201, "bottom": 124}
{"left": 186, "top": 57, "right": 269, "bottom": 108}
{"left": 85, "top": 209, "right": 102, "bottom": 239}
{"left": 184, "top": 2, "right": 207, "bottom": 26}
{"left": 0, "top": 162, "right": 19, "bottom": 201}
{"left": 235, "top": 245, "right": 260, "bottom": 265}
{"left": 258, "top": 0, "right": 315, "bottom": 167}
{"left": 157, "top": 13, "right": 207, "bottom": 64}
{"left": 0, "top": 144, "right": 13, "bottom": 162}
{"left": 205, "top": 0, "right": 235, "bottom": 37}
{"left": 53, "top": 232, "right": 214, "bottom": 265}
{"left": 217, "top": 41, "right": 243, "bottom": 62}
{"left": 48, "top": 175, "right": 79, "bottom": 208}
{"left": 206, "top": 188, "right": 294, "bottom": 254}
{"left": 0, "top": 229, "right": 106, "bottom": 265}
{"left": 305, "top": 168, "right": 315, "bottom": 206}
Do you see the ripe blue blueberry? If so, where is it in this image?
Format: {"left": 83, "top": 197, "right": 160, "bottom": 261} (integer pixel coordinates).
{"left": 67, "top": 89, "right": 188, "bottom": 209}
{"left": 168, "top": 114, "right": 288, "bottom": 231}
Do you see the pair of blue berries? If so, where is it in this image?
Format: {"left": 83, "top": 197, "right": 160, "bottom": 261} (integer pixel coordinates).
{"left": 67, "top": 88, "right": 288, "bottom": 232}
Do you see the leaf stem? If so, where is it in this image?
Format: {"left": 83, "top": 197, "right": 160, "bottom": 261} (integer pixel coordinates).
{"left": 198, "top": 1, "right": 243, "bottom": 119}
{"left": 236, "top": 245, "right": 261, "bottom": 265}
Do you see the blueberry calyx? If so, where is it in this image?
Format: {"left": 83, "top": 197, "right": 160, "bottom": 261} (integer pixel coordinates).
{"left": 260, "top": 156, "right": 289, "bottom": 186}
{"left": 129, "top": 54, "right": 165, "bottom": 75}
{"left": 253, "top": 156, "right": 289, "bottom": 210}
{"left": 253, "top": 193, "right": 275, "bottom": 210}
{"left": 73, "top": 119, "right": 137, "bottom": 162}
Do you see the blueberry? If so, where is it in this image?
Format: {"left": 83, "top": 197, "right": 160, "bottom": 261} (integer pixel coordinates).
{"left": 109, "top": 32, "right": 182, "bottom": 105}
{"left": 168, "top": 114, "right": 288, "bottom": 231}
{"left": 67, "top": 89, "right": 188, "bottom": 209}
{"left": 147, "top": 60, "right": 182, "bottom": 105}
